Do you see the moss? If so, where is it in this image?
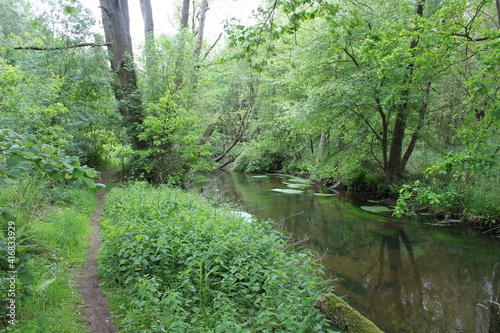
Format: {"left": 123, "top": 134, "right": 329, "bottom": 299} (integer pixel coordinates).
{"left": 314, "top": 293, "right": 384, "bottom": 333}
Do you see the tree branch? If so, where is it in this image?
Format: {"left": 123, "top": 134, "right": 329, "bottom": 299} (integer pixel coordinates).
{"left": 14, "top": 43, "right": 111, "bottom": 50}
{"left": 202, "top": 32, "right": 223, "bottom": 62}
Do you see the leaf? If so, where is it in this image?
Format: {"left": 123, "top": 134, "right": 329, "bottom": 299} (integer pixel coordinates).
{"left": 63, "top": 5, "right": 77, "bottom": 14}
{"left": 6, "top": 154, "right": 27, "bottom": 167}
{"left": 72, "top": 167, "right": 85, "bottom": 179}
{"left": 95, "top": 183, "right": 106, "bottom": 191}
{"left": 85, "top": 168, "right": 98, "bottom": 178}
{"left": 50, "top": 171, "right": 63, "bottom": 180}
{"left": 18, "top": 270, "right": 35, "bottom": 285}
{"left": 2, "top": 211, "right": 17, "bottom": 221}
{"left": 7, "top": 169, "right": 22, "bottom": 180}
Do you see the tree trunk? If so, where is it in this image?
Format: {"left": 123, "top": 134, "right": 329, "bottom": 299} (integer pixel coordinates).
{"left": 181, "top": 0, "right": 190, "bottom": 29}
{"left": 496, "top": 0, "right": 500, "bottom": 29}
{"left": 384, "top": 0, "right": 426, "bottom": 184}
{"left": 316, "top": 130, "right": 328, "bottom": 163}
{"left": 399, "top": 80, "right": 432, "bottom": 172}
{"left": 195, "top": 0, "right": 208, "bottom": 57}
{"left": 99, "top": 0, "right": 145, "bottom": 150}
{"left": 139, "top": 0, "right": 154, "bottom": 39}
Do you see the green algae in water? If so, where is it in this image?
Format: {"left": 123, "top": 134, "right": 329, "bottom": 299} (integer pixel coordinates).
{"left": 360, "top": 206, "right": 392, "bottom": 213}
{"left": 286, "top": 176, "right": 313, "bottom": 185}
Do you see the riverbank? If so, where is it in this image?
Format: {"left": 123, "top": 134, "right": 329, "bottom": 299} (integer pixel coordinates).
{"left": 193, "top": 170, "right": 500, "bottom": 332}
{"left": 258, "top": 169, "right": 500, "bottom": 240}
{"left": 98, "top": 181, "right": 332, "bottom": 332}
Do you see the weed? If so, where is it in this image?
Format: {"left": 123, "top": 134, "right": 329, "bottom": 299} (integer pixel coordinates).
{"left": 99, "top": 182, "right": 331, "bottom": 332}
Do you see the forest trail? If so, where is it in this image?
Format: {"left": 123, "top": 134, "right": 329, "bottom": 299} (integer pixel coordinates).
{"left": 77, "top": 170, "right": 118, "bottom": 333}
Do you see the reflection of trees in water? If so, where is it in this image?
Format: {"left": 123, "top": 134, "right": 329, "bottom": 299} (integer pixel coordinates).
{"left": 366, "top": 223, "right": 435, "bottom": 331}
{"left": 204, "top": 171, "right": 500, "bottom": 332}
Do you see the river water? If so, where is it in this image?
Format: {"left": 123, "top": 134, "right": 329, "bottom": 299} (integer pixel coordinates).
{"left": 194, "top": 171, "right": 499, "bottom": 332}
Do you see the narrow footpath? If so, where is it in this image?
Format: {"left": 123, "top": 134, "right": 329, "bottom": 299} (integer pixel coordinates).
{"left": 77, "top": 171, "right": 118, "bottom": 333}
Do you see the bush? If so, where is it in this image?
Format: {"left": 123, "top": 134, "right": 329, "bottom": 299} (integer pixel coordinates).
{"left": 234, "top": 141, "right": 291, "bottom": 173}
{"left": 99, "top": 182, "right": 330, "bottom": 332}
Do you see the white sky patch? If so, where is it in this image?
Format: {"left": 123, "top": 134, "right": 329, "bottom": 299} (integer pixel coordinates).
{"left": 80, "top": 0, "right": 261, "bottom": 47}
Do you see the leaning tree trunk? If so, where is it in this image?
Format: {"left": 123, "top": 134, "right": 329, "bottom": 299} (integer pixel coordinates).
{"left": 99, "top": 0, "right": 145, "bottom": 150}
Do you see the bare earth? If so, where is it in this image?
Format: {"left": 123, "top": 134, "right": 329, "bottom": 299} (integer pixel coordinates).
{"left": 77, "top": 171, "right": 118, "bottom": 333}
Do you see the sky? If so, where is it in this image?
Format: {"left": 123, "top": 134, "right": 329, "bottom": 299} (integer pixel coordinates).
{"left": 81, "top": 0, "right": 262, "bottom": 46}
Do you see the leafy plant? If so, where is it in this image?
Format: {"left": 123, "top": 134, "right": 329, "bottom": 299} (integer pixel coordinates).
{"left": 99, "top": 182, "right": 330, "bottom": 332}
{"left": 0, "top": 128, "right": 102, "bottom": 327}
{"left": 125, "top": 93, "right": 214, "bottom": 185}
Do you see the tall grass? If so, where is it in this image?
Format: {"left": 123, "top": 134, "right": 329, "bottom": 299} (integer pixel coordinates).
{"left": 1, "top": 178, "right": 96, "bottom": 332}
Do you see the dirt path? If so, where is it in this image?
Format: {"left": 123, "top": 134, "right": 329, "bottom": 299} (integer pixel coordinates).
{"left": 78, "top": 171, "right": 118, "bottom": 333}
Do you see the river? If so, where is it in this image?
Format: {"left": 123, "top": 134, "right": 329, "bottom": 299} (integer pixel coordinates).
{"left": 193, "top": 171, "right": 499, "bottom": 332}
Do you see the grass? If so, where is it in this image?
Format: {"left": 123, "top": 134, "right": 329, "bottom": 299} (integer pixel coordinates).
{"left": 1, "top": 178, "right": 96, "bottom": 332}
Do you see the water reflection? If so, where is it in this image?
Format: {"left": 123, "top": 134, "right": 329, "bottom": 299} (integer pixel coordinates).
{"left": 193, "top": 171, "right": 500, "bottom": 332}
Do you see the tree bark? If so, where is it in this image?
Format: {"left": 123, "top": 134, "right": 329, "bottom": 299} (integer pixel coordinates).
{"left": 99, "top": 0, "right": 145, "bottom": 150}
{"left": 139, "top": 0, "right": 154, "bottom": 39}
{"left": 195, "top": 0, "right": 208, "bottom": 57}
{"left": 399, "top": 80, "right": 432, "bottom": 172}
{"left": 181, "top": 0, "right": 190, "bottom": 29}
{"left": 14, "top": 43, "right": 110, "bottom": 50}
{"left": 384, "top": 0, "right": 425, "bottom": 184}
{"left": 316, "top": 130, "right": 328, "bottom": 163}
{"left": 496, "top": 0, "right": 500, "bottom": 29}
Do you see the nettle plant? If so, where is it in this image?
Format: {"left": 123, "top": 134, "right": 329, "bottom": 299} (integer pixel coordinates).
{"left": 99, "top": 182, "right": 330, "bottom": 332}
{"left": 0, "top": 128, "right": 102, "bottom": 315}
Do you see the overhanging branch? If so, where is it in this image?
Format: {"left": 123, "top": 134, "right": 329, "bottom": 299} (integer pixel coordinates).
{"left": 14, "top": 43, "right": 111, "bottom": 51}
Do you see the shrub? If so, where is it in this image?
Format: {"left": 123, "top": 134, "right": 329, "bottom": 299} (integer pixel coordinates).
{"left": 99, "top": 182, "right": 330, "bottom": 332}
{"left": 234, "top": 140, "right": 291, "bottom": 173}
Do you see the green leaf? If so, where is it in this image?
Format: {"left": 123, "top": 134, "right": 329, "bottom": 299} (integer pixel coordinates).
{"left": 2, "top": 211, "right": 17, "bottom": 221}
{"left": 50, "top": 171, "right": 63, "bottom": 180}
{"left": 63, "top": 5, "right": 77, "bottom": 14}
{"left": 17, "top": 270, "right": 35, "bottom": 284}
{"left": 85, "top": 168, "right": 98, "bottom": 178}
{"left": 7, "top": 169, "right": 22, "bottom": 180}
{"left": 72, "top": 167, "right": 85, "bottom": 179}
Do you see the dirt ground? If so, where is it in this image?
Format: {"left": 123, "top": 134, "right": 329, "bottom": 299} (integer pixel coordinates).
{"left": 77, "top": 171, "right": 118, "bottom": 333}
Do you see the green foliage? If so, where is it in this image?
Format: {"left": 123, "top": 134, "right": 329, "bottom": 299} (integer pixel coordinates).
{"left": 99, "top": 182, "right": 330, "bottom": 332}
{"left": 1, "top": 182, "right": 95, "bottom": 332}
{"left": 0, "top": 129, "right": 101, "bottom": 327}
{"left": 234, "top": 140, "right": 292, "bottom": 173}
{"left": 1, "top": 0, "right": 117, "bottom": 168}
{"left": 0, "top": 129, "right": 102, "bottom": 189}
{"left": 225, "top": 0, "right": 500, "bottom": 189}
{"left": 122, "top": 93, "right": 214, "bottom": 185}
{"left": 394, "top": 140, "right": 499, "bottom": 224}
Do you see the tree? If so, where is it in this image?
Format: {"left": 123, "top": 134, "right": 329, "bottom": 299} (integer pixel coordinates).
{"left": 139, "top": 0, "right": 154, "bottom": 40}
{"left": 195, "top": 0, "right": 208, "bottom": 57}
{"left": 99, "top": 0, "right": 145, "bottom": 150}
{"left": 181, "top": 0, "right": 190, "bottom": 29}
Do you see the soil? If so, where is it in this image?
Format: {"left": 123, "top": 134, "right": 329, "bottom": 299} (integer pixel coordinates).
{"left": 77, "top": 171, "right": 118, "bottom": 333}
